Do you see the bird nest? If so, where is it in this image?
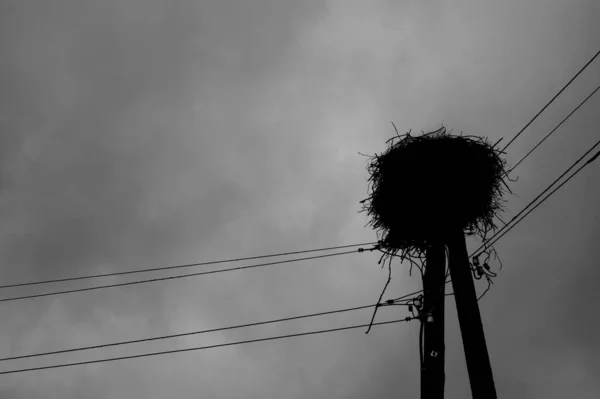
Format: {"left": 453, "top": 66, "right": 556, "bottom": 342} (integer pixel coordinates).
{"left": 360, "top": 125, "right": 512, "bottom": 260}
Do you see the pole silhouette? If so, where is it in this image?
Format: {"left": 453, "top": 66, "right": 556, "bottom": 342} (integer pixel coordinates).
{"left": 421, "top": 243, "right": 446, "bottom": 399}
{"left": 447, "top": 229, "right": 497, "bottom": 398}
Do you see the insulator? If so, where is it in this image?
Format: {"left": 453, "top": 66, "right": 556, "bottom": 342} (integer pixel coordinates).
{"left": 386, "top": 299, "right": 394, "bottom": 305}
{"left": 476, "top": 266, "right": 484, "bottom": 277}
{"left": 472, "top": 256, "right": 480, "bottom": 267}
{"left": 414, "top": 299, "right": 422, "bottom": 308}
{"left": 483, "top": 262, "right": 490, "bottom": 271}
{"left": 408, "top": 305, "right": 413, "bottom": 313}
{"left": 426, "top": 315, "right": 434, "bottom": 323}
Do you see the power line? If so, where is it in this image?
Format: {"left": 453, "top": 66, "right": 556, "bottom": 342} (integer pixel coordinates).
{"left": 473, "top": 138, "right": 600, "bottom": 257}
{"left": 12, "top": 153, "right": 595, "bottom": 374}
{"left": 14, "top": 53, "right": 596, "bottom": 359}
{"left": 0, "top": 318, "right": 414, "bottom": 376}
{"left": 0, "top": 303, "right": 383, "bottom": 362}
{"left": 472, "top": 141, "right": 600, "bottom": 301}
{"left": 6, "top": 49, "right": 599, "bottom": 376}
{"left": 507, "top": 84, "right": 600, "bottom": 174}
{"left": 470, "top": 84, "right": 600, "bottom": 300}
{"left": 0, "top": 249, "right": 368, "bottom": 303}
{"left": 500, "top": 48, "right": 600, "bottom": 152}
{"left": 479, "top": 147, "right": 600, "bottom": 253}
{"left": 0, "top": 242, "right": 377, "bottom": 290}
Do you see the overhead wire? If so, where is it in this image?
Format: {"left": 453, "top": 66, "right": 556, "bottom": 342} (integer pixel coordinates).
{"left": 0, "top": 318, "right": 414, "bottom": 376}
{"left": 4, "top": 50, "right": 599, "bottom": 372}
{"left": 5, "top": 49, "right": 598, "bottom": 301}
{"left": 0, "top": 249, "right": 369, "bottom": 303}
{"left": 486, "top": 80, "right": 600, "bottom": 254}
{"left": 478, "top": 145, "right": 600, "bottom": 255}
{"left": 470, "top": 76, "right": 600, "bottom": 299}
{"left": 500, "top": 48, "right": 600, "bottom": 153}
{"left": 473, "top": 138, "right": 600, "bottom": 258}
{"left": 472, "top": 140, "right": 600, "bottom": 301}
{"left": 0, "top": 242, "right": 377, "bottom": 290}
{"left": 0, "top": 303, "right": 386, "bottom": 362}
{"left": 506, "top": 83, "right": 600, "bottom": 175}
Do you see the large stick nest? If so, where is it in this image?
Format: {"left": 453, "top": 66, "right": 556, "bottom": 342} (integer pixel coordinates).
{"left": 360, "top": 125, "right": 512, "bottom": 258}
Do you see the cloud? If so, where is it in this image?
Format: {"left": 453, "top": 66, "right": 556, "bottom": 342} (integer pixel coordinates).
{"left": 1, "top": 0, "right": 599, "bottom": 398}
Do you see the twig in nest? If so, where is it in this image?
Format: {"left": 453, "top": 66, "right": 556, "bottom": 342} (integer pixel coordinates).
{"left": 406, "top": 256, "right": 424, "bottom": 278}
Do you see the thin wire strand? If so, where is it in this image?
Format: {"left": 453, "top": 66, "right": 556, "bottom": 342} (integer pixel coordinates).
{"left": 0, "top": 318, "right": 414, "bottom": 376}
{"left": 500, "top": 49, "right": 600, "bottom": 152}
{"left": 0, "top": 250, "right": 362, "bottom": 303}
{"left": 0, "top": 242, "right": 377, "bottom": 290}
{"left": 0, "top": 303, "right": 383, "bottom": 362}
{"left": 507, "top": 84, "right": 600, "bottom": 174}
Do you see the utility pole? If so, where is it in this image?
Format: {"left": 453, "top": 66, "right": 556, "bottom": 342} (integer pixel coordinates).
{"left": 421, "top": 243, "right": 446, "bottom": 399}
{"left": 447, "top": 229, "right": 497, "bottom": 399}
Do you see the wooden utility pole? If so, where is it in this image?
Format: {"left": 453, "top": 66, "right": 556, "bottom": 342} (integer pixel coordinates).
{"left": 421, "top": 243, "right": 446, "bottom": 399}
{"left": 447, "top": 229, "right": 497, "bottom": 399}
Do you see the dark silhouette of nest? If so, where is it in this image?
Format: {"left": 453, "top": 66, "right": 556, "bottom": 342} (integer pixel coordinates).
{"left": 360, "top": 125, "right": 512, "bottom": 259}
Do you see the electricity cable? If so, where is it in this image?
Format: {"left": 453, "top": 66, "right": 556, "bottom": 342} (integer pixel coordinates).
{"left": 473, "top": 138, "right": 600, "bottom": 257}
{"left": 500, "top": 48, "right": 600, "bottom": 152}
{"left": 0, "top": 249, "right": 369, "bottom": 303}
{"left": 0, "top": 318, "right": 414, "bottom": 376}
{"left": 0, "top": 242, "right": 376, "bottom": 290}
{"left": 479, "top": 146, "right": 600, "bottom": 254}
{"left": 507, "top": 84, "right": 600, "bottom": 174}
{"left": 14, "top": 129, "right": 593, "bottom": 374}
{"left": 0, "top": 303, "right": 384, "bottom": 362}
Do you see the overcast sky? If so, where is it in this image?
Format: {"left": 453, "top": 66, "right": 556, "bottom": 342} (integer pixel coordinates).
{"left": 0, "top": 0, "right": 599, "bottom": 398}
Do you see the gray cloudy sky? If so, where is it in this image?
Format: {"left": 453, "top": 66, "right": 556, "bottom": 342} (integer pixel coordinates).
{"left": 0, "top": 0, "right": 599, "bottom": 398}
